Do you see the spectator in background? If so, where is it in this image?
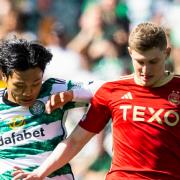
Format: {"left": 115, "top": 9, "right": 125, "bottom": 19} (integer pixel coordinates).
{"left": 165, "top": 0, "right": 180, "bottom": 74}
{"left": 4, "top": 9, "right": 37, "bottom": 41}
{"left": 99, "top": 0, "right": 129, "bottom": 41}
{"left": 37, "top": 16, "right": 85, "bottom": 81}
{"left": 0, "top": 0, "right": 14, "bottom": 39}
{"left": 68, "top": 3, "right": 129, "bottom": 79}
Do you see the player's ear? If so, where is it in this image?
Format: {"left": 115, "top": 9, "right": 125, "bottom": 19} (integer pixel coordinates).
{"left": 1, "top": 73, "right": 7, "bottom": 82}
{"left": 165, "top": 47, "right": 171, "bottom": 59}
{"left": 128, "top": 47, "right": 132, "bottom": 56}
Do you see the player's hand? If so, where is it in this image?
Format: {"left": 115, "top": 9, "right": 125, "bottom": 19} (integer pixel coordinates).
{"left": 45, "top": 90, "right": 73, "bottom": 114}
{"left": 12, "top": 167, "right": 43, "bottom": 180}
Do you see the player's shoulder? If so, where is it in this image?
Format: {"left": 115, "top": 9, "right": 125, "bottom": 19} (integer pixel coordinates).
{"left": 103, "top": 74, "right": 134, "bottom": 87}
{"left": 95, "top": 75, "right": 134, "bottom": 95}
{"left": 39, "top": 78, "right": 67, "bottom": 98}
{"left": 171, "top": 74, "right": 180, "bottom": 84}
{"left": 174, "top": 74, "right": 180, "bottom": 79}
{"left": 42, "top": 78, "right": 67, "bottom": 90}
{"left": 43, "top": 78, "right": 66, "bottom": 86}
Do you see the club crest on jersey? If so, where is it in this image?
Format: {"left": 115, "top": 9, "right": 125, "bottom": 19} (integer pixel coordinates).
{"left": 29, "top": 100, "right": 45, "bottom": 115}
{"left": 168, "top": 91, "right": 180, "bottom": 105}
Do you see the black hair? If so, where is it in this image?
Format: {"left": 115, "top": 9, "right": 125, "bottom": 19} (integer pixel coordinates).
{"left": 0, "top": 38, "right": 52, "bottom": 76}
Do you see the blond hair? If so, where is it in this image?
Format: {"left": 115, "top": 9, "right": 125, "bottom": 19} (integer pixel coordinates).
{"left": 129, "top": 22, "right": 167, "bottom": 52}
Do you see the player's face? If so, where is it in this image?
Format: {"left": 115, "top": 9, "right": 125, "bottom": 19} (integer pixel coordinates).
{"left": 4, "top": 67, "right": 43, "bottom": 107}
{"left": 129, "top": 47, "right": 170, "bottom": 87}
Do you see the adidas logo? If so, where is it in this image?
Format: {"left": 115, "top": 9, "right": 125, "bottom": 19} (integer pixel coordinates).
{"left": 121, "top": 92, "right": 133, "bottom": 99}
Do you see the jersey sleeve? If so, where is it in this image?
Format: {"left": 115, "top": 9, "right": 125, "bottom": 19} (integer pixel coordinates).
{"left": 70, "top": 80, "right": 105, "bottom": 102}
{"left": 79, "top": 83, "right": 111, "bottom": 133}
{"left": 44, "top": 78, "right": 105, "bottom": 103}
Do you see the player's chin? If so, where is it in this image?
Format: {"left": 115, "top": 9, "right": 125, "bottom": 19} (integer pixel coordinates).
{"left": 20, "top": 100, "right": 35, "bottom": 107}
{"left": 141, "top": 79, "right": 154, "bottom": 87}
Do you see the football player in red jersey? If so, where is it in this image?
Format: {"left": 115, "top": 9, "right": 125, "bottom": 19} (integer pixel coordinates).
{"left": 13, "top": 22, "right": 180, "bottom": 180}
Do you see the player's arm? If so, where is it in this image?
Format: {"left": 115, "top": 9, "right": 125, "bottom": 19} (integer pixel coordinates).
{"left": 46, "top": 80, "right": 104, "bottom": 113}
{"left": 45, "top": 90, "right": 73, "bottom": 114}
{"left": 12, "top": 125, "right": 95, "bottom": 180}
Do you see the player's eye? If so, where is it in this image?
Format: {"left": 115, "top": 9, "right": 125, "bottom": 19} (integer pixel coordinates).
{"left": 149, "top": 60, "right": 157, "bottom": 64}
{"left": 137, "top": 61, "right": 144, "bottom": 65}
{"left": 33, "top": 82, "right": 41, "bottom": 87}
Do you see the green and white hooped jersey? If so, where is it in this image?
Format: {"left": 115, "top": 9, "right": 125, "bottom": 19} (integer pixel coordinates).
{"left": 0, "top": 78, "right": 102, "bottom": 180}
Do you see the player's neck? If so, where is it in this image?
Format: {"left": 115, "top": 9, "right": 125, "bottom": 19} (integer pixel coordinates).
{"left": 134, "top": 71, "right": 173, "bottom": 88}
{"left": 153, "top": 71, "right": 173, "bottom": 87}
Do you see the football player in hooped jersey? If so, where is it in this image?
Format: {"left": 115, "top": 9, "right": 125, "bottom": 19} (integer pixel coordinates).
{"left": 13, "top": 22, "right": 180, "bottom": 180}
{"left": 0, "top": 38, "right": 102, "bottom": 180}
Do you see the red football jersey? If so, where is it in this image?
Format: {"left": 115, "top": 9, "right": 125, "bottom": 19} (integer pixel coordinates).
{"left": 79, "top": 74, "right": 180, "bottom": 180}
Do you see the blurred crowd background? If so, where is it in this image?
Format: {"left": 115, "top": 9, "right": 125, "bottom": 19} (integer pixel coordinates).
{"left": 0, "top": 0, "right": 180, "bottom": 180}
